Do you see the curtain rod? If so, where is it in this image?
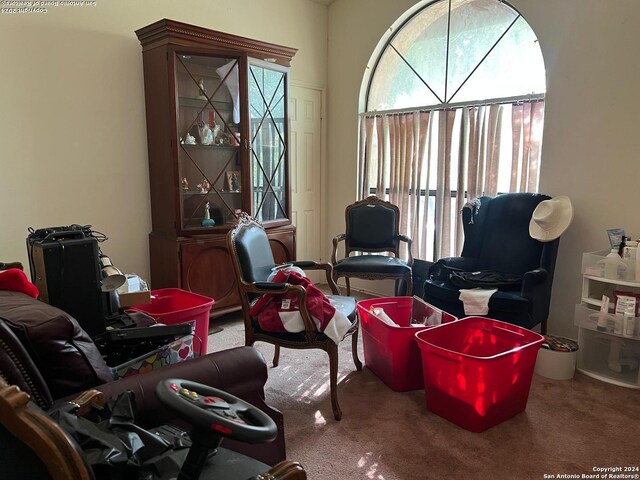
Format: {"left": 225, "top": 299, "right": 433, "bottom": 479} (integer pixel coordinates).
{"left": 361, "top": 93, "right": 545, "bottom": 117}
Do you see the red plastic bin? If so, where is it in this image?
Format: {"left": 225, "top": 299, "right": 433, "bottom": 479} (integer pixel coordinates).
{"left": 357, "top": 297, "right": 456, "bottom": 391}
{"left": 129, "top": 288, "right": 214, "bottom": 355}
{"left": 415, "top": 317, "right": 544, "bottom": 432}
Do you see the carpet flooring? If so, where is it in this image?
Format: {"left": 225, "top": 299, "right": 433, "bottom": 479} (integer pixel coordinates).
{"left": 208, "top": 309, "right": 640, "bottom": 480}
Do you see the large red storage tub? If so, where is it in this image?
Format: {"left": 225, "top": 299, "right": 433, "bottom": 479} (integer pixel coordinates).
{"left": 357, "top": 296, "right": 456, "bottom": 391}
{"left": 130, "top": 288, "right": 214, "bottom": 355}
{"left": 415, "top": 317, "right": 544, "bottom": 432}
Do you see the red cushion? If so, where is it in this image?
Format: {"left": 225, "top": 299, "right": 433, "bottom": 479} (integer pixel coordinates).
{"left": 0, "top": 269, "right": 39, "bottom": 298}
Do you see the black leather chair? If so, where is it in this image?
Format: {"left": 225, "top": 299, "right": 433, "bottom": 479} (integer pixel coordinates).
{"left": 227, "top": 213, "right": 362, "bottom": 421}
{"left": 331, "top": 196, "right": 413, "bottom": 296}
{"left": 422, "top": 193, "right": 560, "bottom": 334}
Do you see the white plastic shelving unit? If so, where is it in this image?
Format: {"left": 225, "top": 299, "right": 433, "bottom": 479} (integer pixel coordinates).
{"left": 575, "top": 251, "right": 640, "bottom": 388}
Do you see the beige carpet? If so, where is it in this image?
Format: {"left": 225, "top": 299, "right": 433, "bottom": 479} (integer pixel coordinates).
{"left": 208, "top": 310, "right": 640, "bottom": 480}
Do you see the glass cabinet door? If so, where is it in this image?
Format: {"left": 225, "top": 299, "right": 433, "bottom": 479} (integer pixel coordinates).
{"left": 248, "top": 60, "right": 290, "bottom": 224}
{"left": 175, "top": 53, "right": 242, "bottom": 231}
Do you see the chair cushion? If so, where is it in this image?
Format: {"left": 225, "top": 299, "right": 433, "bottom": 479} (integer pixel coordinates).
{"left": 334, "top": 256, "right": 410, "bottom": 275}
{"left": 251, "top": 295, "right": 357, "bottom": 343}
{"left": 423, "top": 280, "right": 530, "bottom": 314}
{"left": 0, "top": 290, "right": 113, "bottom": 399}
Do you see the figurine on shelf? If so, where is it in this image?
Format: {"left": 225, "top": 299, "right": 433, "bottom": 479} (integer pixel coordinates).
{"left": 199, "top": 123, "right": 214, "bottom": 145}
{"left": 181, "top": 177, "right": 189, "bottom": 190}
{"left": 226, "top": 171, "right": 241, "bottom": 192}
{"left": 196, "top": 78, "right": 207, "bottom": 100}
{"left": 196, "top": 178, "right": 210, "bottom": 194}
{"left": 184, "top": 133, "right": 196, "bottom": 145}
{"left": 201, "top": 201, "right": 215, "bottom": 227}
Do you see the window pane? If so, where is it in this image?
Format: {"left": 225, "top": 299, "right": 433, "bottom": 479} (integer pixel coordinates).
{"left": 386, "top": 0, "right": 450, "bottom": 104}
{"left": 450, "top": 16, "right": 545, "bottom": 102}
{"left": 368, "top": 47, "right": 440, "bottom": 110}
{"left": 366, "top": 0, "right": 545, "bottom": 111}
{"left": 446, "top": 0, "right": 519, "bottom": 101}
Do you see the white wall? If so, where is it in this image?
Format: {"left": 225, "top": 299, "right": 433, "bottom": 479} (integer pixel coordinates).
{"left": 326, "top": 0, "right": 640, "bottom": 338}
{"left": 0, "top": 0, "right": 327, "bottom": 279}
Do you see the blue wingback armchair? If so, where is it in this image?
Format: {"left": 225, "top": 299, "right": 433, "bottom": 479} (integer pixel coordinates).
{"left": 422, "top": 193, "right": 560, "bottom": 333}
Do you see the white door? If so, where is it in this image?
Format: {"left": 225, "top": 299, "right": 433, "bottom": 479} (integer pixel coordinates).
{"left": 290, "top": 85, "right": 323, "bottom": 282}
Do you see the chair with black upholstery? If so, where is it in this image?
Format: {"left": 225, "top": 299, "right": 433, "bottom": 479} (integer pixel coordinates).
{"left": 331, "top": 196, "right": 413, "bottom": 296}
{"left": 422, "top": 192, "right": 560, "bottom": 334}
{"left": 227, "top": 213, "right": 362, "bottom": 421}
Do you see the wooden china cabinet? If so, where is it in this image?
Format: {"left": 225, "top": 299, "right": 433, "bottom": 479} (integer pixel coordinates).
{"left": 136, "top": 19, "right": 297, "bottom": 316}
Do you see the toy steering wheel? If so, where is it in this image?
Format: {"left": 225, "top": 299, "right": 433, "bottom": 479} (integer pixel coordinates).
{"left": 156, "top": 379, "right": 277, "bottom": 444}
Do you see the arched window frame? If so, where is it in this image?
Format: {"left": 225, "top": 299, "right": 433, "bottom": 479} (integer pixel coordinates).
{"left": 359, "top": 0, "right": 546, "bottom": 261}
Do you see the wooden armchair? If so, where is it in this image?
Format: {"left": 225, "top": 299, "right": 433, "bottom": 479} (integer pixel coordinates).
{"left": 332, "top": 196, "right": 413, "bottom": 296}
{"left": 227, "top": 213, "right": 362, "bottom": 421}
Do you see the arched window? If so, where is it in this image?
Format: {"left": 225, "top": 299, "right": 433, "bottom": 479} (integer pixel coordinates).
{"left": 359, "top": 0, "right": 545, "bottom": 261}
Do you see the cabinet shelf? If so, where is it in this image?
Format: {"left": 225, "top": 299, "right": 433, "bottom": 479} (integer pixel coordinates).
{"left": 179, "top": 97, "right": 233, "bottom": 110}
{"left": 181, "top": 144, "right": 240, "bottom": 150}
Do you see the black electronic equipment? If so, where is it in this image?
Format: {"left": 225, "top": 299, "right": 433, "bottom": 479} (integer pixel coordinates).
{"left": 26, "top": 233, "right": 107, "bottom": 338}
{"left": 93, "top": 323, "right": 194, "bottom": 366}
{"left": 26, "top": 225, "right": 193, "bottom": 368}
{"left": 101, "top": 323, "right": 193, "bottom": 344}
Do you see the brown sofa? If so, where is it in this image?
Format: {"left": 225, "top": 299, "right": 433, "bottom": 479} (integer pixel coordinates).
{"left": 0, "top": 289, "right": 285, "bottom": 466}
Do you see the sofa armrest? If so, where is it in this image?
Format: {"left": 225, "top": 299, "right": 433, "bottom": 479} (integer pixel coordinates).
{"left": 93, "top": 346, "right": 285, "bottom": 466}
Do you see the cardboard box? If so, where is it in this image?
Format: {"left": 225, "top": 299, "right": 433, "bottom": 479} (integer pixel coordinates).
{"left": 118, "top": 289, "right": 151, "bottom": 307}
{"left": 117, "top": 274, "right": 151, "bottom": 307}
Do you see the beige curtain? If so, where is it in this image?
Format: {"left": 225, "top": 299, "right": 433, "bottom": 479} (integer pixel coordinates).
{"left": 511, "top": 101, "right": 545, "bottom": 192}
{"left": 358, "top": 100, "right": 544, "bottom": 261}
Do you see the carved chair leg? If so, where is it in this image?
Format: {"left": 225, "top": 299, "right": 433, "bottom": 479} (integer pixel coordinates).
{"left": 405, "top": 273, "right": 413, "bottom": 296}
{"left": 351, "top": 328, "right": 362, "bottom": 371}
{"left": 345, "top": 277, "right": 351, "bottom": 296}
{"left": 327, "top": 343, "right": 342, "bottom": 421}
{"left": 331, "top": 271, "right": 339, "bottom": 292}
{"left": 273, "top": 345, "right": 281, "bottom": 367}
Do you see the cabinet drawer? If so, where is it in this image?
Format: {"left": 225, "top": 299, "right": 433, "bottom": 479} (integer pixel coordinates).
{"left": 577, "top": 327, "right": 640, "bottom": 388}
{"left": 582, "top": 250, "right": 637, "bottom": 281}
{"left": 574, "top": 303, "right": 640, "bottom": 338}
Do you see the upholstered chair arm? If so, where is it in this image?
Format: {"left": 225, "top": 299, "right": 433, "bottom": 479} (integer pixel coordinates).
{"left": 397, "top": 234, "right": 414, "bottom": 266}
{"left": 245, "top": 282, "right": 318, "bottom": 340}
{"left": 520, "top": 268, "right": 551, "bottom": 321}
{"left": 521, "top": 269, "right": 548, "bottom": 292}
{"left": 428, "top": 257, "right": 480, "bottom": 280}
{"left": 331, "top": 234, "right": 346, "bottom": 265}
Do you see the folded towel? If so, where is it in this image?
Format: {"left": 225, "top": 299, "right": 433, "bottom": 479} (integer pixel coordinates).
{"left": 459, "top": 288, "right": 497, "bottom": 315}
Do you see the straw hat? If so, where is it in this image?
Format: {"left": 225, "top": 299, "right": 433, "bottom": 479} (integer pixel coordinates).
{"left": 529, "top": 196, "right": 574, "bottom": 242}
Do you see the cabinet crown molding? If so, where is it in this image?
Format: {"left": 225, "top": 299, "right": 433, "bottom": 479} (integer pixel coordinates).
{"left": 135, "top": 18, "right": 297, "bottom": 66}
